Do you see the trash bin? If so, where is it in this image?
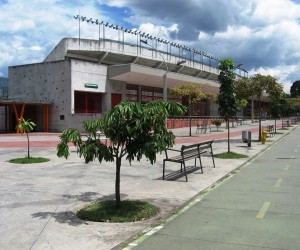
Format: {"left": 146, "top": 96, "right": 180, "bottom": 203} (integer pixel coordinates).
{"left": 242, "top": 131, "right": 251, "bottom": 147}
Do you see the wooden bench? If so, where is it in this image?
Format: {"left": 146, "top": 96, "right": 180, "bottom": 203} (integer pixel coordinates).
{"left": 163, "top": 140, "right": 215, "bottom": 181}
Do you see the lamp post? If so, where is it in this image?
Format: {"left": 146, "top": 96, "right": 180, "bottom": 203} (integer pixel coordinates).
{"left": 140, "top": 39, "right": 186, "bottom": 101}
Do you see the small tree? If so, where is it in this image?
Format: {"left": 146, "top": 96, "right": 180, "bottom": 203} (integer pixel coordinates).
{"left": 269, "top": 97, "right": 286, "bottom": 133}
{"left": 170, "top": 83, "right": 215, "bottom": 136}
{"left": 251, "top": 74, "right": 282, "bottom": 141}
{"left": 16, "top": 118, "right": 36, "bottom": 158}
{"left": 212, "top": 120, "right": 222, "bottom": 131}
{"left": 217, "top": 58, "right": 238, "bottom": 153}
{"left": 57, "top": 101, "right": 186, "bottom": 209}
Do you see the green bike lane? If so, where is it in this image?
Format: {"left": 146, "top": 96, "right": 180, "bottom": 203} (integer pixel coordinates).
{"left": 132, "top": 126, "right": 300, "bottom": 250}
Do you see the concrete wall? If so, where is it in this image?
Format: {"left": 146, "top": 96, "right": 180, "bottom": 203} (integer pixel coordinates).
{"left": 8, "top": 58, "right": 125, "bottom": 132}
{"left": 9, "top": 60, "right": 71, "bottom": 132}
{"left": 69, "top": 60, "right": 108, "bottom": 130}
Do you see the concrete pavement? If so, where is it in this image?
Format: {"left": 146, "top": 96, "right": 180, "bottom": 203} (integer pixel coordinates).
{"left": 0, "top": 120, "right": 296, "bottom": 249}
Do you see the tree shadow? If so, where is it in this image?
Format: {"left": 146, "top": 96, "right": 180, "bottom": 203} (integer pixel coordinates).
{"left": 32, "top": 211, "right": 86, "bottom": 226}
{"left": 31, "top": 192, "right": 128, "bottom": 226}
{"left": 63, "top": 191, "right": 101, "bottom": 202}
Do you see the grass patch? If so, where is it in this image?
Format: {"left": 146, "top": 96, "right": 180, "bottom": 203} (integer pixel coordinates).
{"left": 77, "top": 200, "right": 159, "bottom": 223}
{"left": 211, "top": 130, "right": 224, "bottom": 132}
{"left": 9, "top": 157, "right": 50, "bottom": 164}
{"left": 278, "top": 128, "right": 289, "bottom": 130}
{"left": 275, "top": 132, "right": 284, "bottom": 134}
{"left": 214, "top": 152, "right": 248, "bottom": 159}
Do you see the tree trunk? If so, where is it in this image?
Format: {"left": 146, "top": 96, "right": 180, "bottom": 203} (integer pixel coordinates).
{"left": 227, "top": 120, "right": 230, "bottom": 153}
{"left": 26, "top": 132, "right": 30, "bottom": 158}
{"left": 275, "top": 119, "right": 277, "bottom": 133}
{"left": 251, "top": 97, "right": 254, "bottom": 123}
{"left": 115, "top": 157, "right": 121, "bottom": 209}
{"left": 258, "top": 97, "right": 262, "bottom": 141}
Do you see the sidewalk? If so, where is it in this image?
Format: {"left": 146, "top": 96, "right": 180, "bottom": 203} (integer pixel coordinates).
{"left": 0, "top": 120, "right": 295, "bottom": 250}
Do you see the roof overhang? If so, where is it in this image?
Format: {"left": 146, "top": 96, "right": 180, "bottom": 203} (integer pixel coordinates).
{"left": 108, "top": 64, "right": 220, "bottom": 94}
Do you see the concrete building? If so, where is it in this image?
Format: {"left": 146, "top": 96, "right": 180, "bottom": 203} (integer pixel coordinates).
{"left": 4, "top": 36, "right": 225, "bottom": 132}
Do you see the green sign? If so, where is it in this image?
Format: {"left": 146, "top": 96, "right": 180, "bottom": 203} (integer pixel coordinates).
{"left": 84, "top": 83, "right": 98, "bottom": 89}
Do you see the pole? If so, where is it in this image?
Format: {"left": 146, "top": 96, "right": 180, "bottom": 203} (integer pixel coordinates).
{"left": 163, "top": 73, "right": 167, "bottom": 100}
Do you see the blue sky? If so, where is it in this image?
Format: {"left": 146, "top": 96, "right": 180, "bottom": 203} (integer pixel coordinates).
{"left": 1, "top": 0, "right": 300, "bottom": 93}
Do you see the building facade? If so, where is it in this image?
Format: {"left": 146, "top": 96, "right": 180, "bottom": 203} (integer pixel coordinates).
{"left": 6, "top": 37, "right": 223, "bottom": 132}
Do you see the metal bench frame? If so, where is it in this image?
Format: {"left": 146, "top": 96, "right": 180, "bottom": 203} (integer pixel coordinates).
{"left": 163, "top": 140, "right": 215, "bottom": 181}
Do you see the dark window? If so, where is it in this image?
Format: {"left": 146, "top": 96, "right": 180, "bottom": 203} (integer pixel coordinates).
{"left": 74, "top": 91, "right": 102, "bottom": 113}
{"left": 141, "top": 86, "right": 163, "bottom": 103}
{"left": 126, "top": 84, "right": 138, "bottom": 102}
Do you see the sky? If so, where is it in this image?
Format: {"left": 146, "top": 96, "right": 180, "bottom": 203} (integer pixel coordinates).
{"left": 1, "top": 0, "right": 300, "bottom": 93}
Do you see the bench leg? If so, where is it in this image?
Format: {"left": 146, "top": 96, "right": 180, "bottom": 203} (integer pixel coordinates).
{"left": 198, "top": 155, "right": 203, "bottom": 173}
{"left": 182, "top": 162, "right": 188, "bottom": 182}
{"left": 198, "top": 156, "right": 203, "bottom": 174}
{"left": 211, "top": 146, "right": 216, "bottom": 168}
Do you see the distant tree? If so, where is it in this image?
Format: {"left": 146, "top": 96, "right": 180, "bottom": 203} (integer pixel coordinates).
{"left": 235, "top": 77, "right": 252, "bottom": 116}
{"left": 57, "top": 101, "right": 186, "bottom": 209}
{"left": 288, "top": 97, "right": 300, "bottom": 114}
{"left": 170, "top": 83, "right": 215, "bottom": 136}
{"left": 290, "top": 80, "right": 300, "bottom": 97}
{"left": 235, "top": 77, "right": 252, "bottom": 101}
{"left": 248, "top": 74, "right": 282, "bottom": 141}
{"left": 16, "top": 118, "right": 36, "bottom": 158}
{"left": 269, "top": 89, "right": 286, "bottom": 133}
{"left": 217, "top": 58, "right": 238, "bottom": 153}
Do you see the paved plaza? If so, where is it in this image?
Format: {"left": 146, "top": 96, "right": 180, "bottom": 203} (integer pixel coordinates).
{"left": 0, "top": 120, "right": 296, "bottom": 249}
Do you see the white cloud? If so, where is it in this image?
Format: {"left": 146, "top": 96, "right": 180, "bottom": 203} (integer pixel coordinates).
{"left": 29, "top": 46, "right": 43, "bottom": 51}
{"left": 97, "top": 0, "right": 127, "bottom": 7}
{"left": 251, "top": 0, "right": 300, "bottom": 24}
{"left": 0, "top": 52, "right": 14, "bottom": 67}
{"left": 214, "top": 26, "right": 252, "bottom": 39}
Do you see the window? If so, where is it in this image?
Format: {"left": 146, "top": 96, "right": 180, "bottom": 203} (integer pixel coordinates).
{"left": 126, "top": 84, "right": 138, "bottom": 102}
{"left": 141, "top": 86, "right": 163, "bottom": 103}
{"left": 74, "top": 91, "right": 102, "bottom": 113}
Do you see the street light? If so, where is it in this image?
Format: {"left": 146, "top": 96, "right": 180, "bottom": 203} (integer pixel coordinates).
{"left": 140, "top": 39, "right": 186, "bottom": 101}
